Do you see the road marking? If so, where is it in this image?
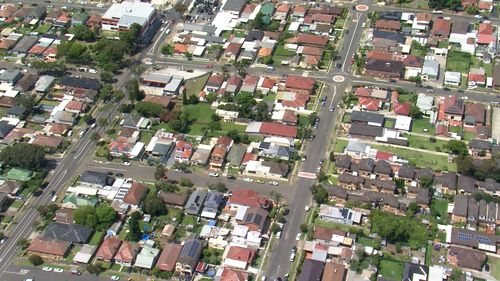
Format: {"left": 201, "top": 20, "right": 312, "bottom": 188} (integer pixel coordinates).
{"left": 302, "top": 71, "right": 309, "bottom": 77}
{"left": 297, "top": 172, "right": 317, "bottom": 179}
{"left": 330, "top": 85, "right": 337, "bottom": 108}
{"left": 89, "top": 165, "right": 127, "bottom": 172}
{"left": 3, "top": 271, "right": 25, "bottom": 275}
{"left": 333, "top": 75, "right": 345, "bottom": 83}
{"left": 342, "top": 12, "right": 362, "bottom": 73}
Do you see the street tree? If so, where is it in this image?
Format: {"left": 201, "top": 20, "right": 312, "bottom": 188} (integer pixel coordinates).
{"left": 154, "top": 165, "right": 166, "bottom": 180}
{"left": 29, "top": 255, "right": 44, "bottom": 266}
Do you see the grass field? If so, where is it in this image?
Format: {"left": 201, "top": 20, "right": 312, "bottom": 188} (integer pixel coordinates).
{"left": 406, "top": 135, "right": 448, "bottom": 151}
{"left": 430, "top": 199, "right": 449, "bottom": 221}
{"left": 446, "top": 50, "right": 471, "bottom": 73}
{"left": 471, "top": 56, "right": 494, "bottom": 77}
{"left": 489, "top": 257, "right": 500, "bottom": 280}
{"left": 411, "top": 118, "right": 435, "bottom": 134}
{"left": 185, "top": 73, "right": 210, "bottom": 97}
{"left": 401, "top": 0, "right": 429, "bottom": 9}
{"left": 221, "top": 122, "right": 246, "bottom": 133}
{"left": 371, "top": 144, "right": 456, "bottom": 172}
{"left": 379, "top": 258, "right": 405, "bottom": 281}
{"left": 334, "top": 139, "right": 348, "bottom": 153}
{"left": 35, "top": 23, "right": 52, "bottom": 33}
{"left": 89, "top": 231, "right": 104, "bottom": 246}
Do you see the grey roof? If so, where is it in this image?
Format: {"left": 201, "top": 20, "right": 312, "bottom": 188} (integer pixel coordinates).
{"left": 35, "top": 75, "right": 55, "bottom": 92}
{"left": 338, "top": 173, "right": 365, "bottom": 184}
{"left": 453, "top": 195, "right": 468, "bottom": 217}
{"left": 365, "top": 59, "right": 403, "bottom": 75}
{"left": 183, "top": 23, "right": 217, "bottom": 34}
{"left": 435, "top": 172, "right": 457, "bottom": 189}
{"left": 403, "top": 263, "right": 429, "bottom": 281}
{"left": 245, "top": 30, "right": 264, "bottom": 41}
{"left": 53, "top": 111, "right": 76, "bottom": 124}
{"left": 326, "top": 185, "right": 348, "bottom": 199}
{"left": 451, "top": 21, "right": 470, "bottom": 34}
{"left": 346, "top": 139, "right": 369, "bottom": 154}
{"left": 0, "top": 70, "right": 22, "bottom": 83}
{"left": 335, "top": 155, "right": 352, "bottom": 169}
{"left": 14, "top": 72, "right": 38, "bottom": 92}
{"left": 467, "top": 198, "right": 479, "bottom": 220}
{"left": 191, "top": 34, "right": 226, "bottom": 44}
{"left": 298, "top": 259, "right": 324, "bottom": 281}
{"left": 422, "top": 60, "right": 440, "bottom": 77}
{"left": 368, "top": 179, "right": 396, "bottom": 192}
{"left": 7, "top": 106, "right": 27, "bottom": 117}
{"left": 241, "top": 206, "right": 268, "bottom": 229}
{"left": 202, "top": 191, "right": 223, "bottom": 214}
{"left": 222, "top": 0, "right": 246, "bottom": 13}
{"left": 121, "top": 114, "right": 142, "bottom": 128}
{"left": 373, "top": 30, "right": 406, "bottom": 44}
{"left": 351, "top": 111, "right": 384, "bottom": 125}
{"left": 415, "top": 168, "right": 434, "bottom": 181}
{"left": 478, "top": 178, "right": 500, "bottom": 192}
{"left": 458, "top": 175, "right": 476, "bottom": 193}
{"left": 263, "top": 161, "right": 289, "bottom": 177}
{"left": 353, "top": 158, "right": 375, "bottom": 172}
{"left": 152, "top": 143, "right": 173, "bottom": 157}
{"left": 379, "top": 11, "right": 402, "bottom": 21}
{"left": 42, "top": 222, "right": 93, "bottom": 244}
{"left": 60, "top": 76, "right": 100, "bottom": 90}
{"left": 178, "top": 239, "right": 203, "bottom": 270}
{"left": 349, "top": 123, "right": 384, "bottom": 137}
{"left": 11, "top": 36, "right": 38, "bottom": 53}
{"left": 227, "top": 144, "right": 246, "bottom": 166}
{"left": 374, "top": 160, "right": 392, "bottom": 175}
{"left": 184, "top": 190, "right": 207, "bottom": 215}
{"left": 80, "top": 170, "right": 108, "bottom": 186}
{"left": 469, "top": 139, "right": 492, "bottom": 150}
{"left": 398, "top": 164, "right": 415, "bottom": 180}
{"left": 0, "top": 121, "right": 15, "bottom": 138}
{"left": 450, "top": 227, "right": 499, "bottom": 251}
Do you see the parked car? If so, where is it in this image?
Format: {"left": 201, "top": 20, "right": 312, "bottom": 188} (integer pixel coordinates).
{"left": 276, "top": 231, "right": 282, "bottom": 239}
{"left": 53, "top": 268, "right": 64, "bottom": 273}
{"left": 71, "top": 270, "right": 82, "bottom": 275}
{"left": 289, "top": 251, "right": 296, "bottom": 262}
{"left": 295, "top": 233, "right": 302, "bottom": 241}
{"left": 42, "top": 267, "right": 53, "bottom": 272}
{"left": 209, "top": 172, "right": 219, "bottom": 177}
{"left": 269, "top": 181, "right": 279, "bottom": 186}
{"left": 0, "top": 237, "right": 7, "bottom": 244}
{"left": 227, "top": 175, "right": 236, "bottom": 180}
{"left": 123, "top": 162, "right": 131, "bottom": 166}
{"left": 305, "top": 205, "right": 310, "bottom": 212}
{"left": 110, "top": 276, "right": 120, "bottom": 281}
{"left": 256, "top": 179, "right": 265, "bottom": 184}
{"left": 243, "top": 177, "right": 254, "bottom": 182}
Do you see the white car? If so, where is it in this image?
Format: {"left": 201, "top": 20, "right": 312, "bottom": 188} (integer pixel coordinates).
{"left": 475, "top": 14, "right": 483, "bottom": 18}
{"left": 243, "top": 177, "right": 253, "bottom": 182}
{"left": 296, "top": 233, "right": 302, "bottom": 241}
{"left": 0, "top": 237, "right": 7, "bottom": 244}
{"left": 42, "top": 267, "right": 53, "bottom": 272}
{"left": 269, "top": 181, "right": 279, "bottom": 186}
{"left": 305, "top": 205, "right": 310, "bottom": 212}
{"left": 209, "top": 172, "right": 219, "bottom": 177}
{"left": 53, "top": 268, "right": 64, "bottom": 273}
{"left": 88, "top": 68, "right": 97, "bottom": 74}
{"left": 122, "top": 162, "right": 131, "bottom": 166}
{"left": 110, "top": 276, "right": 120, "bottom": 281}
{"left": 276, "top": 231, "right": 282, "bottom": 239}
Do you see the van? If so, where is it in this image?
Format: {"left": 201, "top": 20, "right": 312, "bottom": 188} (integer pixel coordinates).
{"left": 289, "top": 252, "right": 295, "bottom": 262}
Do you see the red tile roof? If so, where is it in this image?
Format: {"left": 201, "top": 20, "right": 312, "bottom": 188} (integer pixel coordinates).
{"left": 375, "top": 19, "right": 401, "bottom": 31}
{"left": 355, "top": 87, "right": 372, "bottom": 97}
{"left": 220, "top": 267, "right": 249, "bottom": 281}
{"left": 376, "top": 151, "right": 393, "bottom": 161}
{"left": 217, "top": 136, "right": 233, "bottom": 147}
{"left": 358, "top": 97, "right": 381, "bottom": 111}
{"left": 431, "top": 18, "right": 452, "bottom": 37}
{"left": 227, "top": 76, "right": 242, "bottom": 86}
{"left": 468, "top": 72, "right": 486, "bottom": 83}
{"left": 301, "top": 46, "right": 323, "bottom": 56}
{"left": 229, "top": 189, "right": 266, "bottom": 208}
{"left": 115, "top": 241, "right": 138, "bottom": 264}
{"left": 277, "top": 3, "right": 290, "bottom": 13}
{"left": 28, "top": 44, "right": 47, "bottom": 55}
{"left": 477, "top": 23, "right": 494, "bottom": 44}
{"left": 293, "top": 6, "right": 307, "bottom": 15}
{"left": 241, "top": 152, "right": 257, "bottom": 165}
{"left": 282, "top": 109, "right": 298, "bottom": 124}
{"left": 393, "top": 102, "right": 411, "bottom": 116}
{"left": 96, "top": 237, "right": 122, "bottom": 261}
{"left": 27, "top": 237, "right": 70, "bottom": 257}
{"left": 208, "top": 73, "right": 225, "bottom": 86}
{"left": 311, "top": 13, "right": 333, "bottom": 23}
{"left": 243, "top": 75, "right": 258, "bottom": 86}
{"left": 123, "top": 182, "right": 147, "bottom": 205}
{"left": 280, "top": 92, "right": 310, "bottom": 108}
{"left": 32, "top": 135, "right": 63, "bottom": 148}
{"left": 174, "top": 44, "right": 189, "bottom": 53}
{"left": 288, "top": 34, "right": 329, "bottom": 47}
{"left": 225, "top": 43, "right": 242, "bottom": 55}
{"left": 65, "top": 100, "right": 86, "bottom": 112}
{"left": 285, "top": 75, "right": 315, "bottom": 91}
{"left": 143, "top": 95, "right": 172, "bottom": 107}
{"left": 403, "top": 55, "right": 423, "bottom": 68}
{"left": 47, "top": 123, "right": 70, "bottom": 135}
{"left": 260, "top": 78, "right": 276, "bottom": 89}
{"left": 415, "top": 13, "right": 431, "bottom": 22}
{"left": 259, "top": 122, "right": 297, "bottom": 138}
{"left": 226, "top": 246, "right": 255, "bottom": 263}
{"left": 156, "top": 243, "right": 182, "bottom": 272}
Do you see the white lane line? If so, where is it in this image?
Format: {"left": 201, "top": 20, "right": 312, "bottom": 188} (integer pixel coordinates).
{"left": 330, "top": 85, "right": 337, "bottom": 108}
{"left": 342, "top": 12, "right": 362, "bottom": 73}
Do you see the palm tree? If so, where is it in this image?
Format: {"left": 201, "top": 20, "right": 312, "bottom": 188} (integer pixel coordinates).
{"left": 269, "top": 191, "right": 283, "bottom": 206}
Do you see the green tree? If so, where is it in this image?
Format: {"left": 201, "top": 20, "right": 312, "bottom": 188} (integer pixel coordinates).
{"left": 73, "top": 25, "right": 96, "bottom": 42}
{"left": 17, "top": 238, "right": 30, "bottom": 250}
{"left": 143, "top": 193, "right": 167, "bottom": 216}
{"left": 125, "top": 79, "right": 145, "bottom": 101}
{"left": 409, "top": 105, "right": 423, "bottom": 119}
{"left": 208, "top": 121, "right": 222, "bottom": 131}
{"left": 310, "top": 184, "right": 329, "bottom": 204}
{"left": 95, "top": 204, "right": 117, "bottom": 230}
{"left": 31, "top": 61, "right": 66, "bottom": 75}
{"left": 57, "top": 41, "right": 92, "bottom": 64}
{"left": 208, "top": 182, "right": 227, "bottom": 193}
{"left": 0, "top": 143, "right": 45, "bottom": 170}
{"left": 161, "top": 44, "right": 174, "bottom": 56}
{"left": 174, "top": 3, "right": 188, "bottom": 14}
{"left": 269, "top": 191, "right": 283, "bottom": 206}
{"left": 419, "top": 176, "right": 433, "bottom": 188}
{"left": 100, "top": 71, "right": 114, "bottom": 83}
{"left": 170, "top": 112, "right": 191, "bottom": 133}
{"left": 86, "top": 263, "right": 104, "bottom": 275}
{"left": 28, "top": 254, "right": 44, "bottom": 266}
{"left": 444, "top": 140, "right": 469, "bottom": 156}
{"left": 180, "top": 178, "right": 194, "bottom": 187}
{"left": 154, "top": 165, "right": 166, "bottom": 180}
{"left": 135, "top": 101, "right": 165, "bottom": 117}
{"left": 127, "top": 211, "right": 142, "bottom": 241}
{"left": 254, "top": 101, "right": 270, "bottom": 121}
{"left": 14, "top": 94, "right": 36, "bottom": 113}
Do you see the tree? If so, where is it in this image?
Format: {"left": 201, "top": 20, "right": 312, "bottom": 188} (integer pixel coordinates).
{"left": 125, "top": 79, "right": 145, "bottom": 101}
{"left": 449, "top": 269, "right": 463, "bottom": 281}
{"left": 0, "top": 143, "right": 45, "bottom": 170}
{"left": 208, "top": 182, "right": 227, "bottom": 193}
{"left": 98, "top": 118, "right": 108, "bottom": 127}
{"left": 300, "top": 223, "right": 308, "bottom": 233}
{"left": 329, "top": 151, "right": 335, "bottom": 162}
{"left": 270, "top": 222, "right": 280, "bottom": 234}
{"left": 456, "top": 155, "right": 473, "bottom": 175}
{"left": 135, "top": 101, "right": 165, "bottom": 117}
{"left": 174, "top": 3, "right": 188, "bottom": 14}
{"left": 161, "top": 44, "right": 174, "bottom": 56}
{"left": 154, "top": 165, "right": 166, "bottom": 180}
{"left": 74, "top": 204, "right": 116, "bottom": 230}
{"left": 86, "top": 263, "right": 104, "bottom": 275}
{"left": 419, "top": 176, "right": 433, "bottom": 188}
{"left": 444, "top": 140, "right": 469, "bottom": 156}
{"left": 91, "top": 132, "right": 100, "bottom": 141}
{"left": 14, "top": 94, "right": 36, "bottom": 113}
{"left": 269, "top": 191, "right": 283, "bottom": 205}
{"left": 409, "top": 105, "right": 423, "bottom": 119}
{"left": 170, "top": 112, "right": 191, "bottom": 133}
{"left": 407, "top": 202, "right": 419, "bottom": 216}
{"left": 127, "top": 211, "right": 142, "bottom": 242}
{"left": 100, "top": 72, "right": 114, "bottom": 83}
{"left": 254, "top": 101, "right": 270, "bottom": 121}
{"left": 73, "top": 25, "right": 96, "bottom": 42}
{"left": 180, "top": 178, "right": 194, "bottom": 187}
{"left": 208, "top": 120, "right": 222, "bottom": 131}
{"left": 310, "top": 184, "right": 329, "bottom": 204}
{"left": 57, "top": 41, "right": 92, "bottom": 64}
{"left": 17, "top": 238, "right": 30, "bottom": 250}
{"left": 95, "top": 204, "right": 117, "bottom": 230}
{"left": 31, "top": 61, "right": 66, "bottom": 75}
{"left": 28, "top": 255, "right": 44, "bottom": 266}
{"left": 143, "top": 193, "right": 167, "bottom": 216}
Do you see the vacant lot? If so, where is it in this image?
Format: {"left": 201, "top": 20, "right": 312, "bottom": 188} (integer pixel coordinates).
{"left": 446, "top": 50, "right": 471, "bottom": 73}
{"left": 185, "top": 73, "right": 210, "bottom": 97}
{"left": 379, "top": 258, "right": 405, "bottom": 281}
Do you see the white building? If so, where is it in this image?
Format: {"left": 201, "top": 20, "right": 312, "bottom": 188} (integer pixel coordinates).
{"left": 102, "top": 2, "right": 157, "bottom": 37}
{"left": 444, "top": 71, "right": 461, "bottom": 86}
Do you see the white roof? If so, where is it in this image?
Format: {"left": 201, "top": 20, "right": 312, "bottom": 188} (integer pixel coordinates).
{"left": 429, "top": 266, "right": 446, "bottom": 281}
{"left": 129, "top": 142, "right": 145, "bottom": 158}
{"left": 444, "top": 71, "right": 461, "bottom": 82}
{"left": 134, "top": 246, "right": 160, "bottom": 269}
{"left": 67, "top": 185, "right": 98, "bottom": 196}
{"left": 192, "top": 46, "right": 205, "bottom": 56}
{"left": 245, "top": 122, "right": 262, "bottom": 134}
{"left": 235, "top": 206, "right": 249, "bottom": 220}
{"left": 394, "top": 116, "right": 412, "bottom": 131}
{"left": 73, "top": 245, "right": 96, "bottom": 264}
{"left": 288, "top": 22, "right": 300, "bottom": 31}
{"left": 103, "top": 2, "right": 155, "bottom": 27}
{"left": 233, "top": 225, "right": 249, "bottom": 237}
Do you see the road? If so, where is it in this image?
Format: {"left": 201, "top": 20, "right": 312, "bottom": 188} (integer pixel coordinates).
{"left": 4, "top": 0, "right": 108, "bottom": 13}
{"left": 3, "top": 265, "right": 111, "bottom": 281}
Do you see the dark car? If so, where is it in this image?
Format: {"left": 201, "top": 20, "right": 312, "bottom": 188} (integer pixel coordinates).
{"left": 227, "top": 175, "right": 236, "bottom": 180}
{"left": 485, "top": 263, "right": 490, "bottom": 272}
{"left": 336, "top": 63, "right": 342, "bottom": 69}
{"left": 183, "top": 169, "right": 192, "bottom": 174}
{"left": 107, "top": 171, "right": 114, "bottom": 176}
{"left": 50, "top": 190, "right": 56, "bottom": 197}
{"left": 116, "top": 173, "right": 124, "bottom": 177}
{"left": 166, "top": 179, "right": 179, "bottom": 184}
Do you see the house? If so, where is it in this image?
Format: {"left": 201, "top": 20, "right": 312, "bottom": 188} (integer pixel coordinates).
{"left": 434, "top": 172, "right": 457, "bottom": 194}
{"left": 209, "top": 137, "right": 233, "bottom": 170}
{"left": 223, "top": 246, "right": 255, "bottom": 270}
{"left": 35, "top": 75, "right": 55, "bottom": 93}
{"left": 344, "top": 139, "right": 370, "bottom": 159}
{"left": 53, "top": 209, "right": 74, "bottom": 225}
{"left": 226, "top": 144, "right": 246, "bottom": 168}
{"left": 352, "top": 158, "right": 375, "bottom": 178}
{"left": 468, "top": 68, "right": 486, "bottom": 87}
{"left": 114, "top": 242, "right": 139, "bottom": 266}
{"left": 367, "top": 179, "right": 396, "bottom": 194}
{"left": 0, "top": 70, "right": 22, "bottom": 84}
{"left": 224, "top": 43, "right": 242, "bottom": 61}
{"left": 272, "top": 109, "right": 298, "bottom": 125}
{"left": 158, "top": 190, "right": 188, "bottom": 207}
{"left": 448, "top": 246, "right": 487, "bottom": 271}
{"left": 14, "top": 72, "right": 38, "bottom": 92}
{"left": 444, "top": 71, "right": 461, "bottom": 86}
{"left": 95, "top": 237, "right": 122, "bottom": 262}
{"left": 73, "top": 244, "right": 97, "bottom": 264}
{"left": 275, "top": 3, "right": 290, "bottom": 20}
{"left": 245, "top": 122, "right": 297, "bottom": 139}
{"left": 338, "top": 173, "right": 365, "bottom": 190}
{"left": 0, "top": 192, "right": 10, "bottom": 211}
{"left": 176, "top": 239, "right": 203, "bottom": 275}
{"left": 206, "top": 74, "right": 225, "bottom": 92}
{"left": 275, "top": 91, "right": 309, "bottom": 111}
{"left": 31, "top": 135, "right": 63, "bottom": 149}
{"left": 225, "top": 76, "right": 243, "bottom": 93}
{"left": 135, "top": 246, "right": 160, "bottom": 269}
{"left": 477, "top": 23, "right": 495, "bottom": 45}
{"left": 373, "top": 160, "right": 393, "bottom": 179}
{"left": 298, "top": 259, "right": 324, "bottom": 281}
{"left": 335, "top": 155, "right": 352, "bottom": 174}
{"left": 318, "top": 205, "right": 362, "bottom": 225}
{"left": 364, "top": 58, "right": 403, "bottom": 79}
{"left": 443, "top": 95, "right": 465, "bottom": 122}
{"left": 375, "top": 19, "right": 401, "bottom": 31}
{"left": 184, "top": 190, "right": 207, "bottom": 216}
{"left": 42, "top": 222, "right": 93, "bottom": 244}
{"left": 190, "top": 144, "right": 213, "bottom": 166}
{"left": 469, "top": 140, "right": 492, "bottom": 157}
{"left": 61, "top": 194, "right": 97, "bottom": 209}
{"left": 287, "top": 34, "right": 329, "bottom": 48}
{"left": 403, "top": 263, "right": 429, "bottom": 281}
{"left": 80, "top": 170, "right": 108, "bottom": 189}
{"left": 244, "top": 160, "right": 289, "bottom": 179}
{"left": 314, "top": 226, "right": 347, "bottom": 246}
{"left": 422, "top": 60, "right": 440, "bottom": 80}
{"left": 285, "top": 75, "right": 315, "bottom": 94}
{"left": 227, "top": 189, "right": 269, "bottom": 210}
{"left": 27, "top": 237, "right": 70, "bottom": 259}
{"left": 431, "top": 18, "right": 452, "bottom": 38}
{"left": 220, "top": 267, "right": 249, "bottom": 281}
{"left": 11, "top": 36, "right": 38, "bottom": 54}
{"left": 351, "top": 111, "right": 384, "bottom": 127}
{"left": 239, "top": 206, "right": 268, "bottom": 232}
{"left": 322, "top": 261, "right": 347, "bottom": 281}
{"left": 201, "top": 191, "right": 223, "bottom": 219}
{"left": 0, "top": 180, "right": 20, "bottom": 196}
{"left": 156, "top": 243, "right": 182, "bottom": 272}
{"left": 241, "top": 75, "right": 258, "bottom": 93}
{"left": 174, "top": 141, "right": 193, "bottom": 163}
{"left": 464, "top": 103, "right": 486, "bottom": 127}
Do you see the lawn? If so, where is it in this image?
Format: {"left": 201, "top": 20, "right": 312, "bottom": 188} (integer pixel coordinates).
{"left": 139, "top": 132, "right": 153, "bottom": 144}
{"left": 334, "top": 19, "right": 345, "bottom": 29}
{"left": 463, "top": 131, "right": 476, "bottom": 141}
{"left": 370, "top": 144, "right": 456, "bottom": 172}
{"left": 274, "top": 43, "right": 296, "bottom": 56}
{"left": 298, "top": 115, "right": 309, "bottom": 127}
{"left": 89, "top": 231, "right": 104, "bottom": 246}
{"left": 181, "top": 215, "right": 197, "bottom": 226}
{"left": 342, "top": 113, "right": 351, "bottom": 123}
{"left": 358, "top": 237, "right": 379, "bottom": 248}
{"left": 405, "top": 135, "right": 448, "bottom": 151}
{"left": 0, "top": 107, "right": 8, "bottom": 118}
{"left": 425, "top": 243, "right": 433, "bottom": 266}
{"left": 185, "top": 73, "right": 210, "bottom": 97}
{"left": 411, "top": 118, "right": 435, "bottom": 134}
{"left": 401, "top": 0, "right": 429, "bottom": 9}
{"left": 430, "top": 199, "right": 449, "bottom": 222}
{"left": 379, "top": 258, "right": 405, "bottom": 281}
{"left": 9, "top": 200, "right": 23, "bottom": 209}
{"left": 446, "top": 50, "right": 471, "bottom": 73}
{"left": 334, "top": 139, "right": 348, "bottom": 153}
{"left": 184, "top": 103, "right": 214, "bottom": 123}
{"left": 471, "top": 56, "right": 494, "bottom": 77}
{"left": 489, "top": 257, "right": 500, "bottom": 281}
{"left": 35, "top": 23, "right": 52, "bottom": 33}
{"left": 220, "top": 122, "right": 246, "bottom": 133}
{"left": 263, "top": 93, "right": 277, "bottom": 102}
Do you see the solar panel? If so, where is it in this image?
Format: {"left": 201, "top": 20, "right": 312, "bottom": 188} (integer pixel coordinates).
{"left": 475, "top": 235, "right": 491, "bottom": 245}
{"left": 254, "top": 214, "right": 262, "bottom": 225}
{"left": 458, "top": 232, "right": 472, "bottom": 241}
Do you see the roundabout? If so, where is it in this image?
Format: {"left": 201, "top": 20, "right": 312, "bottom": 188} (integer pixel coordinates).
{"left": 333, "top": 75, "right": 346, "bottom": 83}
{"left": 355, "top": 4, "right": 369, "bottom": 12}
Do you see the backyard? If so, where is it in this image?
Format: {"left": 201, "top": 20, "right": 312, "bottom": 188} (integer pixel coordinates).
{"left": 405, "top": 135, "right": 448, "bottom": 151}
{"left": 185, "top": 73, "right": 210, "bottom": 97}
{"left": 378, "top": 257, "right": 405, "bottom": 281}
{"left": 446, "top": 50, "right": 471, "bottom": 73}
{"left": 490, "top": 257, "right": 500, "bottom": 280}
{"left": 411, "top": 118, "right": 435, "bottom": 135}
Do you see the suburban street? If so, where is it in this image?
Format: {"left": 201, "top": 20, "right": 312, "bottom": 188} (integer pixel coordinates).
{"left": 0, "top": 0, "right": 499, "bottom": 280}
